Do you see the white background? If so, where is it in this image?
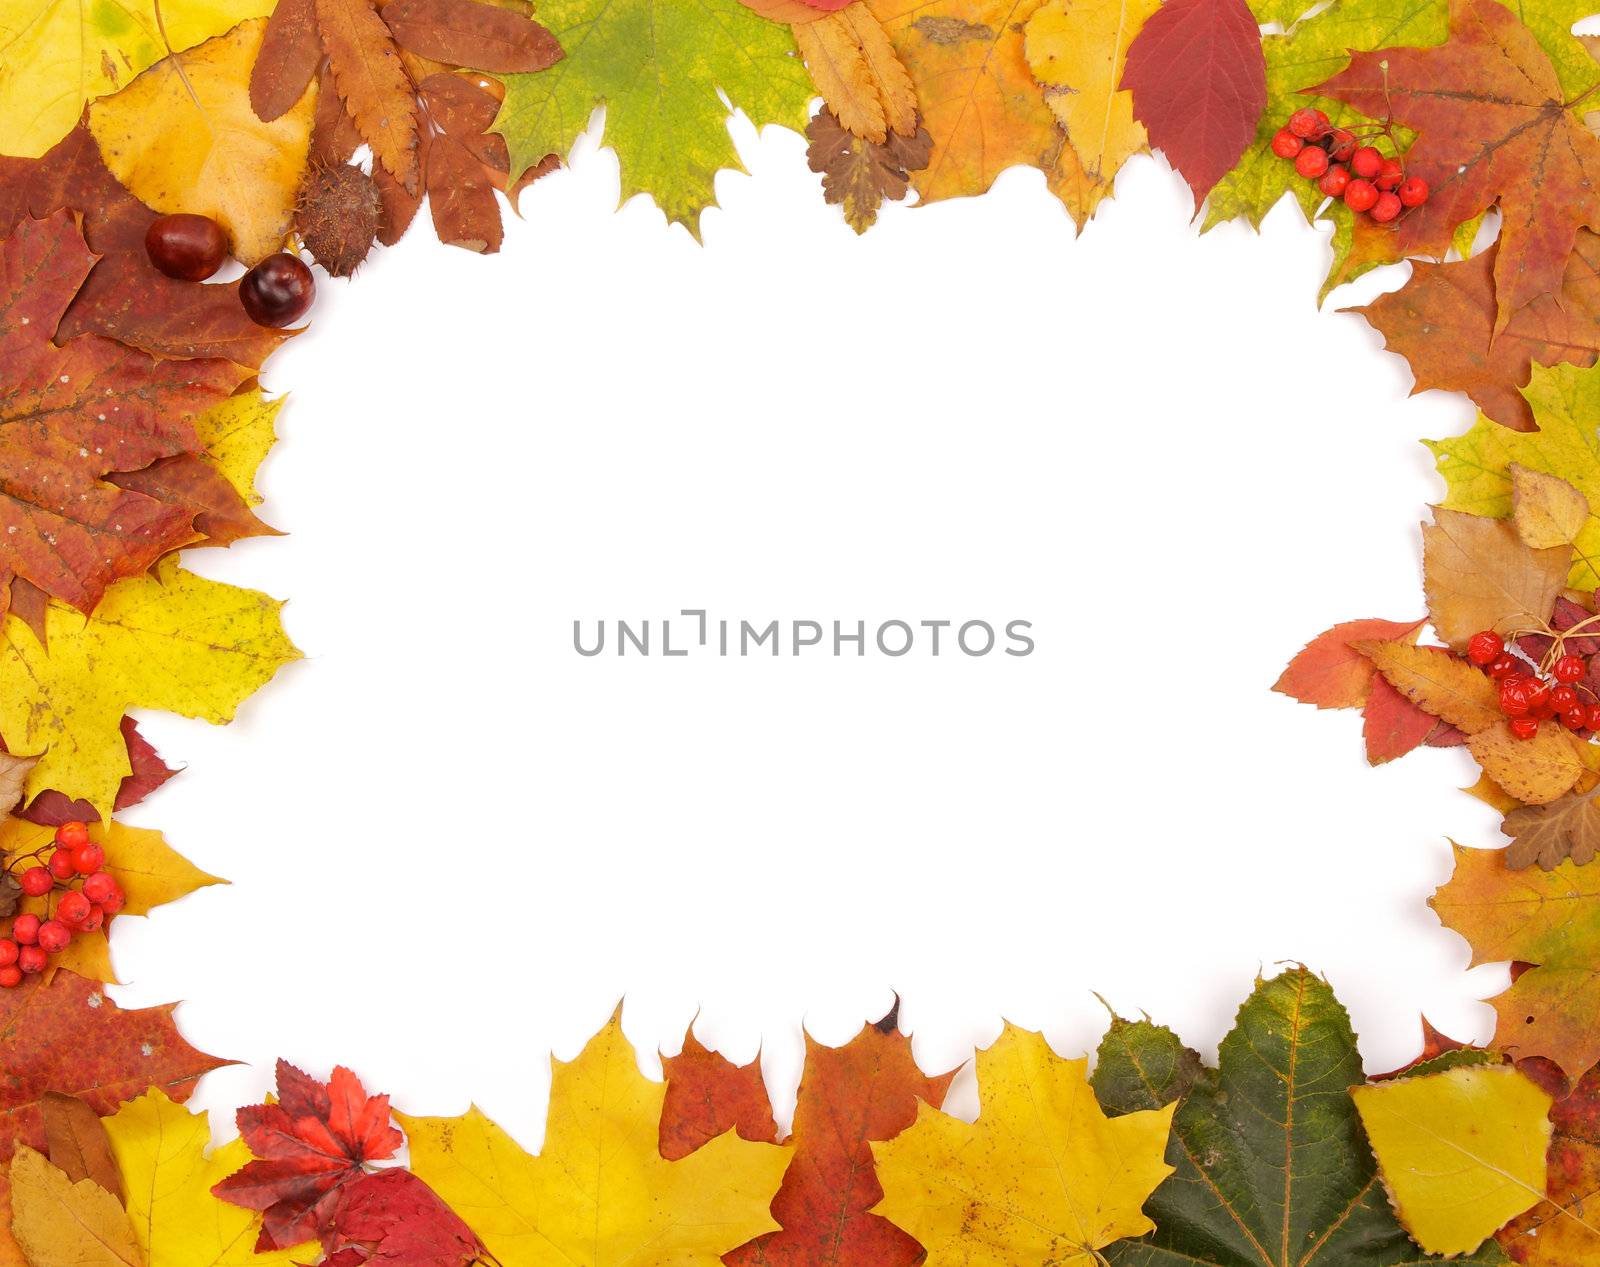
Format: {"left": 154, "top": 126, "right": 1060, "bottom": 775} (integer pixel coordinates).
{"left": 107, "top": 111, "right": 1514, "bottom": 1146}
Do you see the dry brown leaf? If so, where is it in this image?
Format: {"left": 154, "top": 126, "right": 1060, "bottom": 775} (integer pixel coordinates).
{"left": 1511, "top": 465, "right": 1589, "bottom": 551}
{"left": 1423, "top": 508, "right": 1569, "bottom": 650}
{"left": 9, "top": 1145, "right": 138, "bottom": 1267}
{"left": 807, "top": 106, "right": 931, "bottom": 231}
{"left": 1353, "top": 639, "right": 1503, "bottom": 734}
{"left": 41, "top": 1093, "right": 122, "bottom": 1202}
{"left": 1501, "top": 790, "right": 1600, "bottom": 869}
{"left": 382, "top": 0, "right": 563, "bottom": 74}
{"left": 0, "top": 753, "right": 37, "bottom": 818}
{"left": 1468, "top": 721, "right": 1585, "bottom": 805}
{"left": 316, "top": 0, "right": 420, "bottom": 189}
{"left": 251, "top": 0, "right": 323, "bottom": 121}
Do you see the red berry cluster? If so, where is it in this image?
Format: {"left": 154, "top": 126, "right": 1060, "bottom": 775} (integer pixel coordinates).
{"left": 0, "top": 822, "right": 126, "bottom": 988}
{"left": 1465, "top": 630, "right": 1600, "bottom": 740}
{"left": 1270, "top": 108, "right": 1429, "bottom": 225}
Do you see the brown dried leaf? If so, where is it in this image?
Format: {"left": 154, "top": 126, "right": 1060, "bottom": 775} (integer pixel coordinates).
{"left": 427, "top": 130, "right": 504, "bottom": 251}
{"left": 1468, "top": 721, "right": 1585, "bottom": 805}
{"left": 311, "top": 62, "right": 364, "bottom": 164}
{"left": 382, "top": 0, "right": 562, "bottom": 73}
{"left": 1502, "top": 790, "right": 1600, "bottom": 870}
{"left": 807, "top": 106, "right": 931, "bottom": 232}
{"left": 253, "top": 0, "right": 324, "bottom": 122}
{"left": 1423, "top": 508, "right": 1569, "bottom": 650}
{"left": 1352, "top": 639, "right": 1503, "bottom": 734}
{"left": 0, "top": 753, "right": 37, "bottom": 818}
{"left": 316, "top": 0, "right": 420, "bottom": 189}
{"left": 40, "top": 1093, "right": 122, "bottom": 1201}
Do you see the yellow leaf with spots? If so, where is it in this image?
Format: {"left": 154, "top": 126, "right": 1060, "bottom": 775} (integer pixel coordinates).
{"left": 1353, "top": 639, "right": 1502, "bottom": 734}
{"left": 194, "top": 389, "right": 282, "bottom": 510}
{"left": 1511, "top": 464, "right": 1588, "bottom": 551}
{"left": 399, "top": 1009, "right": 787, "bottom": 1266}
{"left": 870, "top": 1023, "right": 1174, "bottom": 1266}
{"left": 9, "top": 1145, "right": 139, "bottom": 1267}
{"left": 1352, "top": 1065, "right": 1554, "bottom": 1257}
{"left": 1468, "top": 720, "right": 1586, "bottom": 806}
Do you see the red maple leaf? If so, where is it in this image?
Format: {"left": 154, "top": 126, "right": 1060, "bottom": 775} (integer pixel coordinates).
{"left": 659, "top": 1031, "right": 778, "bottom": 1161}
{"left": 321, "top": 1169, "right": 488, "bottom": 1266}
{"left": 213, "top": 1061, "right": 404, "bottom": 1251}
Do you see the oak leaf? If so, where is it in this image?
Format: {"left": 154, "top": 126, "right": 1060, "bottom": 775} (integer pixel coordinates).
{"left": 870, "top": 1022, "right": 1174, "bottom": 1265}
{"left": 1119, "top": 0, "right": 1265, "bottom": 207}
{"left": 399, "top": 1008, "right": 788, "bottom": 1265}
{"left": 806, "top": 107, "right": 932, "bottom": 232}
{"left": 1315, "top": 0, "right": 1600, "bottom": 331}
{"left": 1494, "top": 1057, "right": 1600, "bottom": 1263}
{"left": 0, "top": 557, "right": 300, "bottom": 821}
{"left": 1501, "top": 789, "right": 1600, "bottom": 870}
{"left": 17, "top": 718, "right": 178, "bottom": 827}
{"left": 1353, "top": 639, "right": 1502, "bottom": 733}
{"left": 1433, "top": 843, "right": 1600, "bottom": 1076}
{"left": 1352, "top": 1066, "right": 1554, "bottom": 1256}
{"left": 8, "top": 1145, "right": 140, "bottom": 1267}
{"left": 660, "top": 1032, "right": 778, "bottom": 1160}
{"left": 89, "top": 19, "right": 316, "bottom": 265}
{"left": 1422, "top": 508, "right": 1567, "bottom": 651}
{"left": 793, "top": 3, "right": 917, "bottom": 145}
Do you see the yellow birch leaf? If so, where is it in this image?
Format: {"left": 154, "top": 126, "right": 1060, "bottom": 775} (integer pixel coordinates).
{"left": 104, "top": 1090, "right": 307, "bottom": 1267}
{"left": 1353, "top": 639, "right": 1502, "bottom": 734}
{"left": 9, "top": 1145, "right": 140, "bottom": 1267}
{"left": 870, "top": 1023, "right": 1175, "bottom": 1266}
{"left": 1467, "top": 721, "right": 1585, "bottom": 805}
{"left": 1511, "top": 464, "right": 1589, "bottom": 551}
{"left": 1423, "top": 508, "right": 1569, "bottom": 651}
{"left": 1352, "top": 1066, "right": 1554, "bottom": 1257}
{"left": 88, "top": 19, "right": 315, "bottom": 264}
{"left": 1024, "top": 0, "right": 1157, "bottom": 220}
{"left": 399, "top": 1009, "right": 787, "bottom": 1266}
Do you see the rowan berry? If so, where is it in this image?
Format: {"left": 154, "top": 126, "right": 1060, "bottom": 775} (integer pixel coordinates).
{"left": 0, "top": 966, "right": 21, "bottom": 989}
{"left": 1552, "top": 684, "right": 1580, "bottom": 713}
{"left": 1526, "top": 680, "right": 1552, "bottom": 714}
{"left": 83, "top": 873, "right": 118, "bottom": 905}
{"left": 1468, "top": 631, "right": 1504, "bottom": 665}
{"left": 1501, "top": 682, "right": 1532, "bottom": 716}
{"left": 1351, "top": 146, "right": 1384, "bottom": 179}
{"left": 12, "top": 915, "right": 39, "bottom": 945}
{"left": 1319, "top": 165, "right": 1350, "bottom": 197}
{"left": 1488, "top": 653, "right": 1519, "bottom": 679}
{"left": 1271, "top": 129, "right": 1303, "bottom": 159}
{"left": 0, "top": 940, "right": 17, "bottom": 967}
{"left": 36, "top": 920, "right": 69, "bottom": 954}
{"left": 1565, "top": 705, "right": 1589, "bottom": 731}
{"left": 97, "top": 889, "right": 124, "bottom": 916}
{"left": 1371, "top": 191, "right": 1403, "bottom": 223}
{"left": 1555, "top": 654, "right": 1586, "bottom": 683}
{"left": 18, "top": 946, "right": 46, "bottom": 974}
{"left": 1295, "top": 146, "right": 1330, "bottom": 179}
{"left": 1510, "top": 716, "right": 1542, "bottom": 739}
{"left": 17, "top": 868, "right": 51, "bottom": 897}
{"left": 47, "top": 850, "right": 76, "bottom": 881}
{"left": 1327, "top": 129, "right": 1356, "bottom": 161}
{"left": 1398, "top": 176, "right": 1430, "bottom": 207}
{"left": 56, "top": 891, "right": 91, "bottom": 927}
{"left": 1344, "top": 179, "right": 1379, "bottom": 212}
{"left": 54, "top": 822, "right": 89, "bottom": 850}
{"left": 1289, "top": 107, "right": 1329, "bottom": 139}
{"left": 1376, "top": 157, "right": 1404, "bottom": 190}
{"left": 1587, "top": 702, "right": 1600, "bottom": 731}
{"left": 78, "top": 907, "right": 104, "bottom": 934}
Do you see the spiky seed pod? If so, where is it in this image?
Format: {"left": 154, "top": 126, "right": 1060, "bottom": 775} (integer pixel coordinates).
{"left": 295, "top": 163, "right": 382, "bottom": 278}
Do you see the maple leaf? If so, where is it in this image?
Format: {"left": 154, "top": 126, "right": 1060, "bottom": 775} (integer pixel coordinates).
{"left": 495, "top": 0, "right": 813, "bottom": 231}
{"left": 8, "top": 1145, "right": 140, "bottom": 1267}
{"left": 1422, "top": 508, "right": 1567, "bottom": 651}
{"left": 106, "top": 1089, "right": 312, "bottom": 1266}
{"left": 0, "top": 212, "right": 254, "bottom": 630}
{"left": 0, "top": 556, "right": 300, "bottom": 821}
{"left": 871, "top": 1022, "right": 1174, "bottom": 1265}
{"left": 1501, "top": 788, "right": 1600, "bottom": 869}
{"left": 1092, "top": 967, "right": 1507, "bottom": 1266}
{"left": 1433, "top": 843, "right": 1600, "bottom": 1076}
{"left": 660, "top": 1032, "right": 778, "bottom": 1160}
{"left": 213, "top": 1061, "right": 404, "bottom": 1250}
{"left": 1315, "top": 0, "right": 1600, "bottom": 332}
{"left": 1495, "top": 1057, "right": 1600, "bottom": 1263}
{"left": 1351, "top": 1066, "right": 1554, "bottom": 1256}
{"left": 729, "top": 1006, "right": 957, "bottom": 1267}
{"left": 806, "top": 107, "right": 932, "bottom": 232}
{"left": 400, "top": 1008, "right": 788, "bottom": 1265}
{"left": 322, "top": 1169, "right": 488, "bottom": 1265}
{"left": 1119, "top": 0, "right": 1265, "bottom": 207}
{"left": 1024, "top": 0, "right": 1157, "bottom": 221}
{"left": 1427, "top": 363, "right": 1600, "bottom": 591}
{"left": 793, "top": 3, "right": 918, "bottom": 145}
{"left": 0, "top": 0, "right": 271, "bottom": 158}
{"left": 12, "top": 717, "right": 178, "bottom": 827}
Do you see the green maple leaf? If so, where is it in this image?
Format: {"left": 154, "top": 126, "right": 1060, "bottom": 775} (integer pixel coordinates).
{"left": 1091, "top": 968, "right": 1509, "bottom": 1266}
{"left": 494, "top": 0, "right": 815, "bottom": 233}
{"left": 1425, "top": 361, "right": 1600, "bottom": 591}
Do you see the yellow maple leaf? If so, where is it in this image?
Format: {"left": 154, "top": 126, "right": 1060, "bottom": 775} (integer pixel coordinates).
{"left": 399, "top": 1009, "right": 787, "bottom": 1266}
{"left": 0, "top": 817, "right": 222, "bottom": 983}
{"left": 0, "top": 557, "right": 300, "bottom": 823}
{"left": 870, "top": 1023, "right": 1175, "bottom": 1266}
{"left": 104, "top": 1089, "right": 308, "bottom": 1267}
{"left": 194, "top": 389, "right": 283, "bottom": 510}
{"left": 89, "top": 19, "right": 315, "bottom": 264}
{"left": 1352, "top": 1065, "right": 1554, "bottom": 1257}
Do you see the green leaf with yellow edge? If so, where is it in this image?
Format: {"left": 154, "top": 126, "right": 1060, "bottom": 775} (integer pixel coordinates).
{"left": 1426, "top": 362, "right": 1600, "bottom": 590}
{"left": 103, "top": 1089, "right": 309, "bottom": 1267}
{"left": 1352, "top": 1066, "right": 1554, "bottom": 1258}
{"left": 0, "top": 557, "right": 299, "bottom": 823}
{"left": 0, "top": 816, "right": 222, "bottom": 984}
{"left": 399, "top": 1008, "right": 787, "bottom": 1266}
{"left": 0, "top": 0, "right": 272, "bottom": 159}
{"left": 195, "top": 389, "right": 281, "bottom": 511}
{"left": 9, "top": 1144, "right": 139, "bottom": 1267}
{"left": 493, "top": 0, "right": 813, "bottom": 233}
{"left": 869, "top": 1022, "right": 1175, "bottom": 1266}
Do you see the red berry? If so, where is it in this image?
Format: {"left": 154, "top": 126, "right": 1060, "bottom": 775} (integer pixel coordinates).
{"left": 0, "top": 966, "right": 21, "bottom": 989}
{"left": 1326, "top": 129, "right": 1356, "bottom": 161}
{"left": 1564, "top": 705, "right": 1589, "bottom": 731}
{"left": 1552, "top": 684, "right": 1580, "bottom": 713}
{"left": 1511, "top": 716, "right": 1542, "bottom": 740}
{"left": 1526, "top": 679, "right": 1552, "bottom": 712}
{"left": 1501, "top": 682, "right": 1532, "bottom": 716}
{"left": 71, "top": 843, "right": 104, "bottom": 875}
{"left": 1468, "top": 631, "right": 1504, "bottom": 665}
{"left": 11, "top": 914, "right": 39, "bottom": 945}
{"left": 1289, "top": 107, "right": 1329, "bottom": 139}
{"left": 1271, "top": 128, "right": 1304, "bottom": 159}
{"left": 17, "top": 867, "right": 51, "bottom": 897}
{"left": 1375, "top": 157, "right": 1404, "bottom": 190}
{"left": 1487, "top": 653, "right": 1519, "bottom": 679}
{"left": 1319, "top": 164, "right": 1350, "bottom": 197}
{"left": 36, "top": 920, "right": 70, "bottom": 954}
{"left": 56, "top": 891, "right": 91, "bottom": 927}
{"left": 1370, "top": 191, "right": 1403, "bottom": 223}
{"left": 54, "top": 821, "right": 89, "bottom": 850}
{"left": 240, "top": 254, "right": 315, "bottom": 328}
{"left": 18, "top": 945, "right": 46, "bottom": 975}
{"left": 1351, "top": 146, "right": 1384, "bottom": 179}
{"left": 1344, "top": 179, "right": 1379, "bottom": 212}
{"left": 78, "top": 906, "right": 104, "bottom": 934}
{"left": 1295, "top": 146, "right": 1330, "bottom": 179}
{"left": 1555, "top": 654, "right": 1586, "bottom": 683}
{"left": 97, "top": 888, "right": 125, "bottom": 916}
{"left": 47, "top": 850, "right": 76, "bottom": 881}
{"left": 145, "top": 213, "right": 229, "bottom": 282}
{"left": 1398, "top": 176, "right": 1429, "bottom": 207}
{"left": 0, "top": 940, "right": 17, "bottom": 967}
{"left": 1586, "top": 702, "right": 1600, "bottom": 731}
{"left": 83, "top": 872, "right": 118, "bottom": 904}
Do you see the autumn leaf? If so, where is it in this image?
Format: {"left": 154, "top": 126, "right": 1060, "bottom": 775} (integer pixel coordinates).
{"left": 870, "top": 1022, "right": 1174, "bottom": 1265}
{"left": 0, "top": 0, "right": 271, "bottom": 158}
{"left": 400, "top": 1009, "right": 788, "bottom": 1265}
{"left": 17, "top": 718, "right": 178, "bottom": 827}
{"left": 0, "top": 755, "right": 36, "bottom": 819}
{"left": 728, "top": 1005, "right": 956, "bottom": 1267}
{"left": 1024, "top": 0, "right": 1157, "bottom": 220}
{"left": 106, "top": 1089, "right": 310, "bottom": 1267}
{"left": 8, "top": 1145, "right": 140, "bottom": 1267}
{"left": 793, "top": 3, "right": 917, "bottom": 145}
{"left": 494, "top": 0, "right": 813, "bottom": 230}
{"left": 1495, "top": 1057, "right": 1600, "bottom": 1263}
{"left": 317, "top": 0, "right": 420, "bottom": 189}
{"left": 1276, "top": 618, "right": 1428, "bottom": 710}
{"left": 383, "top": 0, "right": 563, "bottom": 73}
{"left": 322, "top": 1168, "right": 488, "bottom": 1265}
{"left": 1092, "top": 967, "right": 1506, "bottom": 1266}
{"left": 0, "top": 211, "right": 252, "bottom": 630}
{"left": 0, "top": 557, "right": 300, "bottom": 822}
{"left": 1362, "top": 674, "right": 1456, "bottom": 764}
{"left": 1467, "top": 720, "right": 1585, "bottom": 806}
{"left": 40, "top": 1092, "right": 123, "bottom": 1199}
{"left": 1315, "top": 0, "right": 1600, "bottom": 332}
{"left": 1352, "top": 1066, "right": 1554, "bottom": 1256}
{"left": 1510, "top": 466, "right": 1589, "bottom": 553}
{"left": 1433, "top": 843, "right": 1600, "bottom": 1076}
{"left": 806, "top": 107, "right": 931, "bottom": 232}
{"left": 1427, "top": 363, "right": 1600, "bottom": 591}
{"left": 660, "top": 1033, "right": 778, "bottom": 1161}
{"left": 1119, "top": 0, "right": 1264, "bottom": 207}
{"left": 1501, "top": 789, "right": 1600, "bottom": 870}
{"left": 88, "top": 19, "right": 316, "bottom": 265}
{"left": 1353, "top": 639, "right": 1502, "bottom": 733}
{"left": 1422, "top": 508, "right": 1568, "bottom": 651}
